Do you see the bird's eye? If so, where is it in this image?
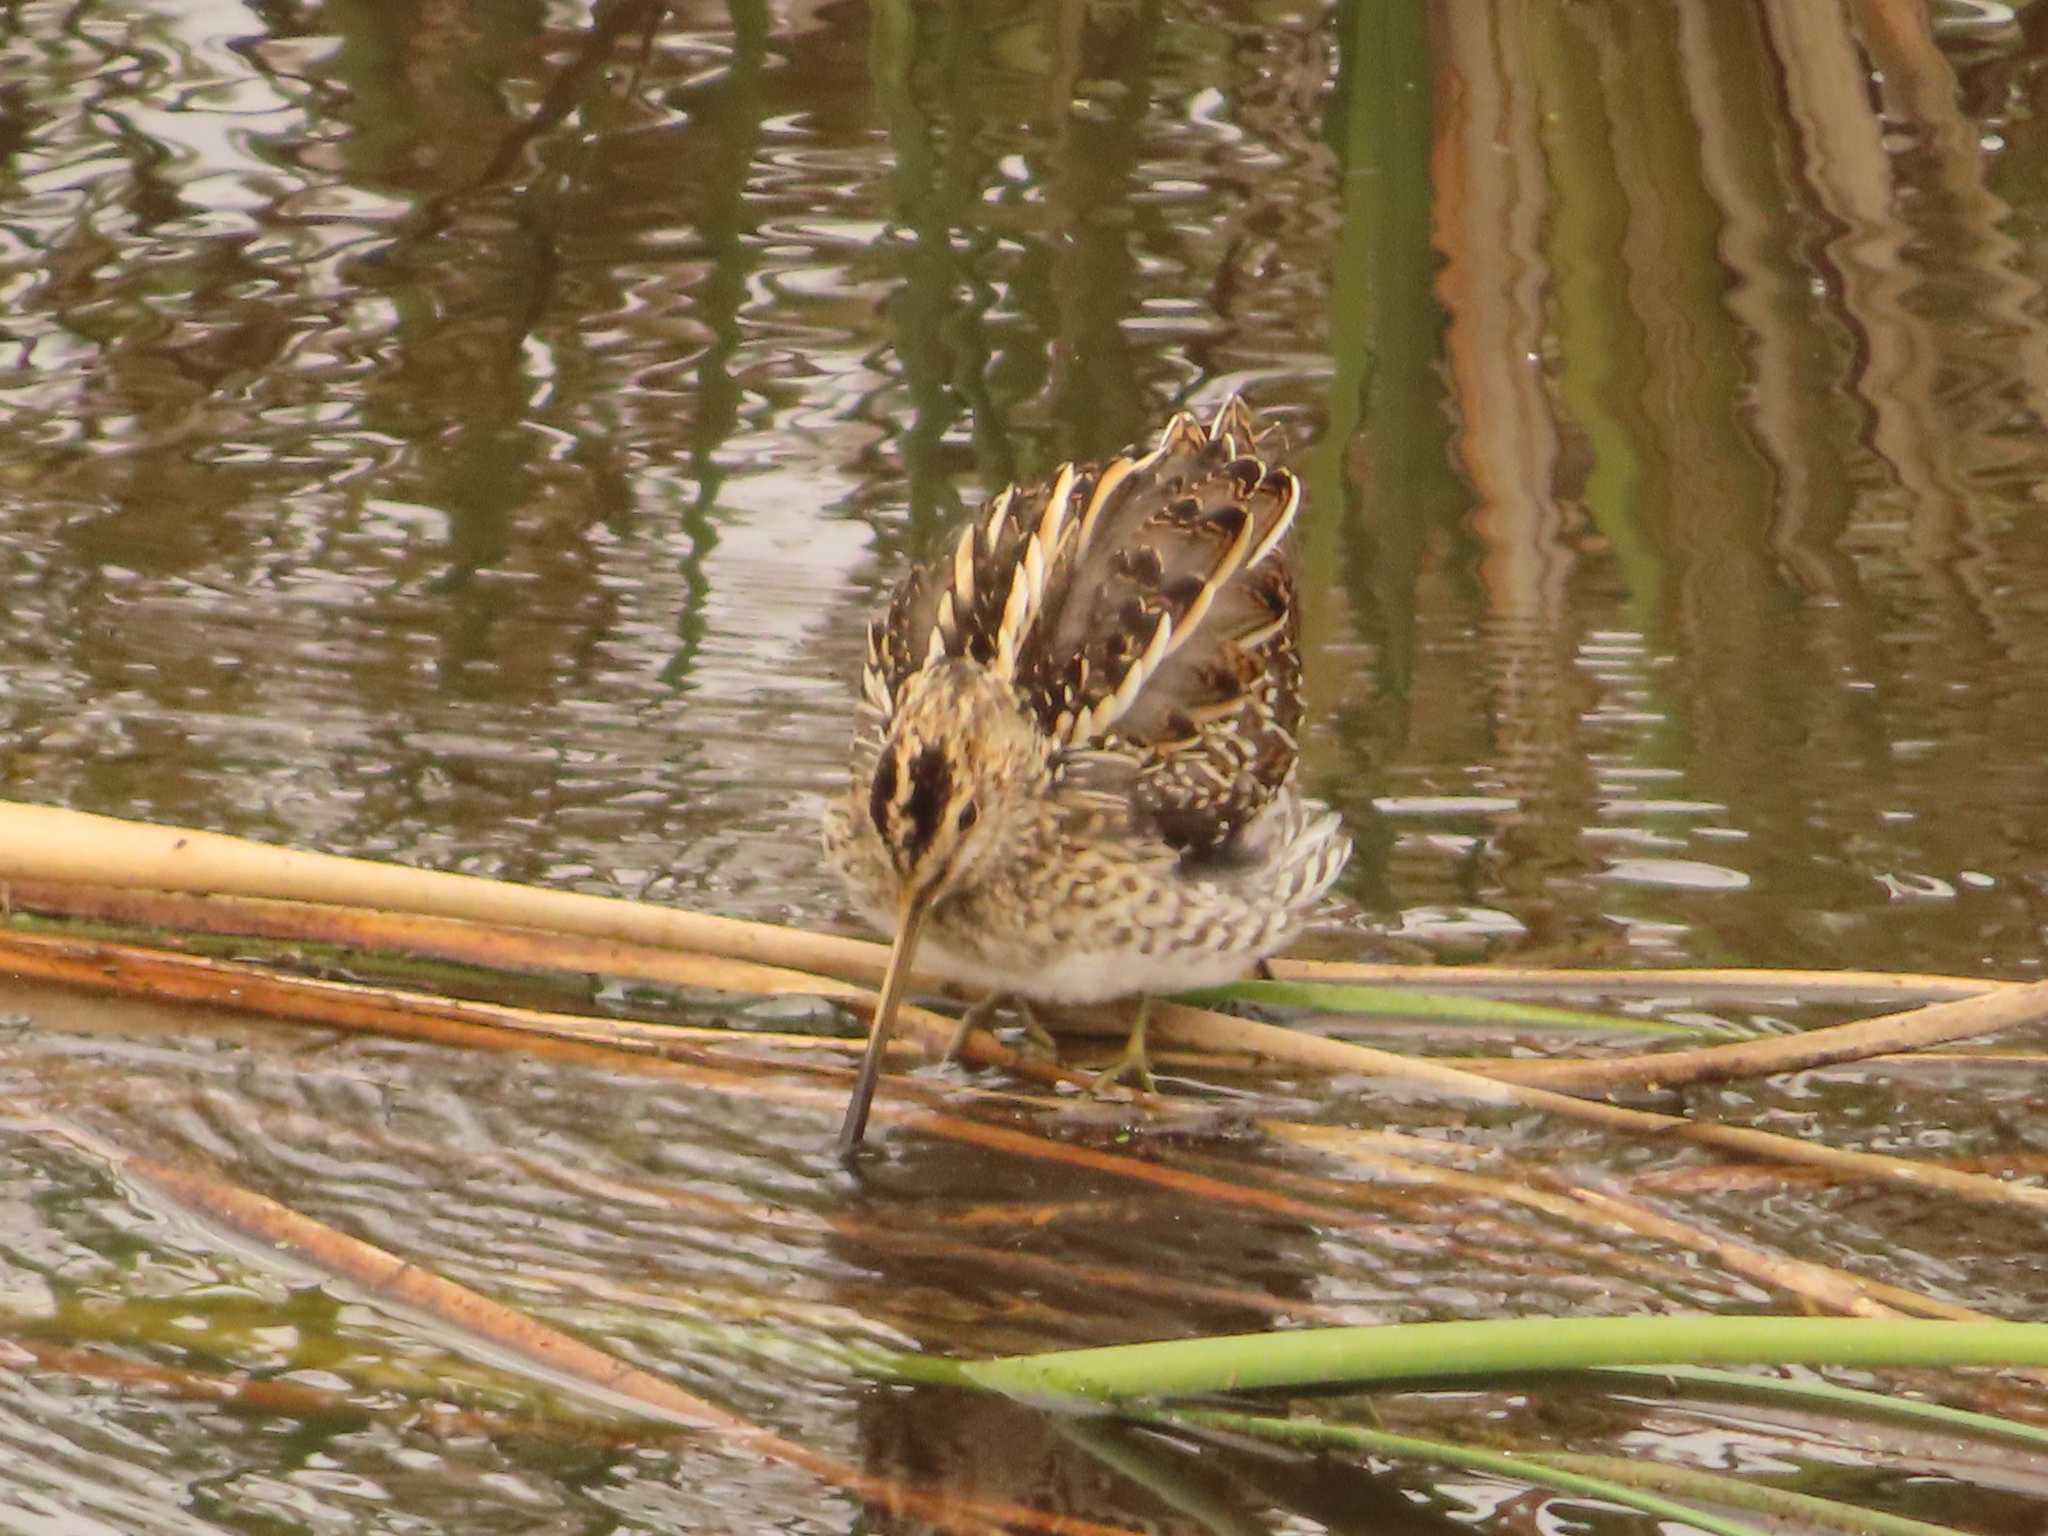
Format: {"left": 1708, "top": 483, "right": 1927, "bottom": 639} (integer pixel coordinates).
{"left": 956, "top": 801, "right": 980, "bottom": 832}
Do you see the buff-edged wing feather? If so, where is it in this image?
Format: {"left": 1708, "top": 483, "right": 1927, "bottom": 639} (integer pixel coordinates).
{"left": 863, "top": 466, "right": 1080, "bottom": 716}
{"left": 1020, "top": 398, "right": 1305, "bottom": 852}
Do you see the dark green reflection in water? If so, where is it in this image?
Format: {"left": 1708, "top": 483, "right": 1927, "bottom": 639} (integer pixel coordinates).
{"left": 1306, "top": 0, "right": 1453, "bottom": 915}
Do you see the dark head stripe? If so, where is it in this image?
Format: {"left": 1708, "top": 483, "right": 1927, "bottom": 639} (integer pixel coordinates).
{"left": 902, "top": 744, "right": 951, "bottom": 858}
{"left": 867, "top": 752, "right": 898, "bottom": 837}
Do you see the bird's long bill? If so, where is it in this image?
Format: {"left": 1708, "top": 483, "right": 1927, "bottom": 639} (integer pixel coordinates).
{"left": 836, "top": 894, "right": 927, "bottom": 1156}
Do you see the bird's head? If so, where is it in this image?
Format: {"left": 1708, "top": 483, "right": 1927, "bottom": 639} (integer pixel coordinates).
{"left": 837, "top": 657, "right": 1046, "bottom": 1155}
{"left": 865, "top": 657, "right": 1045, "bottom": 907}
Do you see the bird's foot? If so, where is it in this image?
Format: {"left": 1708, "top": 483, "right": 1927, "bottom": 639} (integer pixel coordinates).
{"left": 1088, "top": 1000, "right": 1156, "bottom": 1095}
{"left": 943, "top": 995, "right": 1061, "bottom": 1063}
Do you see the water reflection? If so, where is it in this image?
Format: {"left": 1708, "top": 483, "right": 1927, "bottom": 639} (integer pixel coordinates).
{"left": 4, "top": 0, "right": 2048, "bottom": 1529}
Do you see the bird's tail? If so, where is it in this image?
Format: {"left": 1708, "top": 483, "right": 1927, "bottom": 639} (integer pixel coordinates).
{"left": 1266, "top": 793, "right": 1352, "bottom": 919}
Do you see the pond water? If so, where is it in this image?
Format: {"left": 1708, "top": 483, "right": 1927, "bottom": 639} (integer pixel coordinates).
{"left": 2, "top": 0, "right": 2047, "bottom": 1531}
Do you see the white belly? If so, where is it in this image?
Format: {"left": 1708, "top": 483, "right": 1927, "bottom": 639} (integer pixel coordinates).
{"left": 916, "top": 930, "right": 1259, "bottom": 1003}
{"left": 844, "top": 892, "right": 1260, "bottom": 1004}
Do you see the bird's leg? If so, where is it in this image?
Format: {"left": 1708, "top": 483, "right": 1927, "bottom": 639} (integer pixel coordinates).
{"left": 1014, "top": 999, "right": 1058, "bottom": 1056}
{"left": 1089, "top": 996, "right": 1156, "bottom": 1094}
{"left": 944, "top": 995, "right": 1061, "bottom": 1061}
{"left": 943, "top": 993, "right": 1005, "bottom": 1063}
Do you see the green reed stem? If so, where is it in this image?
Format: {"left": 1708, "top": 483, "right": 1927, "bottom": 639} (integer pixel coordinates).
{"left": 956, "top": 1316, "right": 2048, "bottom": 1401}
{"left": 1176, "top": 978, "right": 1718, "bottom": 1036}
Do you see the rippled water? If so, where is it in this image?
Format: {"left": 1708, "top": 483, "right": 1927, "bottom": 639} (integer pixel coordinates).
{"left": 4, "top": 0, "right": 2048, "bottom": 1530}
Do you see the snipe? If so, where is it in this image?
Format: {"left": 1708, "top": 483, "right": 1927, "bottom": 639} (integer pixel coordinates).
{"left": 823, "top": 397, "right": 1351, "bottom": 1152}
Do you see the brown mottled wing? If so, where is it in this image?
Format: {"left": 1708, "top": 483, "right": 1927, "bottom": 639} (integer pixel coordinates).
{"left": 1017, "top": 399, "right": 1306, "bottom": 853}
{"left": 861, "top": 397, "right": 1304, "bottom": 853}
{"left": 862, "top": 464, "right": 1080, "bottom": 720}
